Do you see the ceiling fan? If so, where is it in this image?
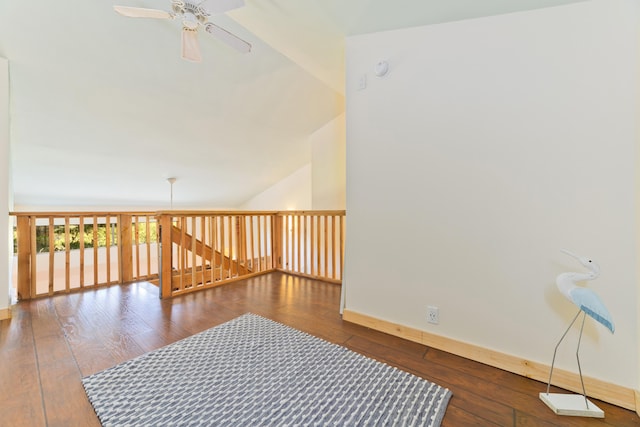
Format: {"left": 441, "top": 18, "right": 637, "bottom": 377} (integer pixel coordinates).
{"left": 113, "top": 0, "right": 251, "bottom": 62}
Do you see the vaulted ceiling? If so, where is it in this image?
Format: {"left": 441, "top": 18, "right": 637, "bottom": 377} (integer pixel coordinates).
{"left": 0, "top": 0, "right": 585, "bottom": 209}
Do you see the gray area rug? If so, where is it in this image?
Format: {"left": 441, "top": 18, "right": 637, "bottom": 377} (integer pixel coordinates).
{"left": 83, "top": 313, "right": 452, "bottom": 426}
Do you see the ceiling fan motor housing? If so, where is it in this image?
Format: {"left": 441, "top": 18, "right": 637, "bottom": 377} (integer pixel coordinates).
{"left": 172, "top": 0, "right": 209, "bottom": 23}
{"left": 114, "top": 0, "right": 251, "bottom": 60}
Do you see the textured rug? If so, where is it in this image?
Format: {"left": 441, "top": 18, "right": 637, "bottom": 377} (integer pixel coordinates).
{"left": 82, "top": 313, "right": 452, "bottom": 426}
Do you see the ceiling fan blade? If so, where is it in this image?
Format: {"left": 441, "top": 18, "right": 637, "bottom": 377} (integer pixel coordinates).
{"left": 181, "top": 28, "right": 202, "bottom": 62}
{"left": 198, "top": 0, "right": 244, "bottom": 15}
{"left": 204, "top": 23, "right": 251, "bottom": 53}
{"left": 113, "top": 5, "right": 172, "bottom": 19}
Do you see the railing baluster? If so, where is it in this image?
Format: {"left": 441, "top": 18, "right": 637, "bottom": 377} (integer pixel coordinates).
{"left": 146, "top": 216, "right": 151, "bottom": 277}
{"left": 239, "top": 216, "right": 245, "bottom": 272}
{"left": 296, "top": 215, "right": 301, "bottom": 273}
{"left": 115, "top": 215, "right": 120, "bottom": 283}
{"left": 233, "top": 216, "right": 238, "bottom": 278}
{"left": 212, "top": 216, "right": 217, "bottom": 279}
{"left": 92, "top": 216, "right": 98, "bottom": 286}
{"left": 239, "top": 216, "right": 244, "bottom": 272}
{"left": 289, "top": 215, "right": 294, "bottom": 273}
{"left": 220, "top": 216, "right": 226, "bottom": 279}
{"left": 106, "top": 215, "right": 111, "bottom": 285}
{"left": 320, "top": 215, "right": 324, "bottom": 277}
{"left": 310, "top": 215, "right": 316, "bottom": 277}
{"left": 191, "top": 216, "right": 197, "bottom": 288}
{"left": 338, "top": 216, "right": 345, "bottom": 280}
{"left": 258, "top": 216, "right": 263, "bottom": 271}
{"left": 331, "top": 215, "right": 336, "bottom": 280}
{"left": 227, "top": 215, "right": 235, "bottom": 279}
{"left": 48, "top": 217, "right": 55, "bottom": 295}
{"left": 281, "top": 215, "right": 287, "bottom": 271}
{"left": 30, "top": 217, "right": 37, "bottom": 297}
{"left": 217, "top": 216, "right": 222, "bottom": 281}
{"left": 232, "top": 216, "right": 238, "bottom": 278}
{"left": 200, "top": 216, "right": 206, "bottom": 287}
{"left": 65, "top": 216, "right": 70, "bottom": 292}
{"left": 79, "top": 216, "right": 85, "bottom": 288}
{"left": 134, "top": 215, "right": 140, "bottom": 280}
{"left": 179, "top": 217, "right": 186, "bottom": 291}
{"left": 248, "top": 216, "right": 254, "bottom": 271}
{"left": 302, "top": 215, "right": 307, "bottom": 274}
{"left": 240, "top": 216, "right": 244, "bottom": 275}
{"left": 286, "top": 215, "right": 290, "bottom": 271}
{"left": 315, "top": 215, "right": 320, "bottom": 276}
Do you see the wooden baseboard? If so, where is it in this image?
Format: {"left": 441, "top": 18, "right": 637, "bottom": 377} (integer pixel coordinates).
{"left": 0, "top": 307, "right": 11, "bottom": 321}
{"left": 343, "top": 309, "right": 636, "bottom": 412}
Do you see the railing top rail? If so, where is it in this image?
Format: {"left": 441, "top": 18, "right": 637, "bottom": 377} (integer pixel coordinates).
{"left": 10, "top": 209, "right": 346, "bottom": 218}
{"left": 155, "top": 210, "right": 278, "bottom": 217}
{"left": 10, "top": 211, "right": 156, "bottom": 218}
{"left": 275, "top": 210, "right": 345, "bottom": 216}
{"left": 155, "top": 210, "right": 346, "bottom": 217}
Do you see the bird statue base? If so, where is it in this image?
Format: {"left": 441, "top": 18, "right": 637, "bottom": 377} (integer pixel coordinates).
{"left": 539, "top": 392, "right": 604, "bottom": 418}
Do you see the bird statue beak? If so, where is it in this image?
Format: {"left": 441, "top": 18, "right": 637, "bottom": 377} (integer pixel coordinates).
{"left": 560, "top": 249, "right": 581, "bottom": 260}
{"left": 560, "top": 249, "right": 600, "bottom": 276}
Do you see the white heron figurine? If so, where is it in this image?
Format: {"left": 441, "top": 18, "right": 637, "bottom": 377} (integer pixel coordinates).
{"left": 539, "top": 249, "right": 615, "bottom": 418}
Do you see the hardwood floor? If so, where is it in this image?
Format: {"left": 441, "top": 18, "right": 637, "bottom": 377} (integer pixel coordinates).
{"left": 1, "top": 272, "right": 638, "bottom": 427}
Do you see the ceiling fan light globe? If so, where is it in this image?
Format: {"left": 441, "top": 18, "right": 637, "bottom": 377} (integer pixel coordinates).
{"left": 183, "top": 13, "right": 199, "bottom": 29}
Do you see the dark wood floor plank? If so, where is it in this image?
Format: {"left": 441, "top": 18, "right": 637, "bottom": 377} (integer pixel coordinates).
{"left": 0, "top": 390, "right": 47, "bottom": 427}
{"left": 35, "top": 335, "right": 100, "bottom": 427}
{"left": 426, "top": 347, "right": 639, "bottom": 427}
{"left": 1, "top": 272, "right": 638, "bottom": 427}
{"left": 0, "top": 308, "right": 46, "bottom": 427}
{"left": 516, "top": 410, "right": 565, "bottom": 427}
{"left": 0, "top": 307, "right": 36, "bottom": 351}
{"left": 426, "top": 347, "right": 545, "bottom": 395}
{"left": 441, "top": 404, "right": 504, "bottom": 426}
{"left": 343, "top": 326, "right": 636, "bottom": 427}
{"left": 42, "top": 377, "right": 101, "bottom": 427}
{"left": 23, "top": 295, "right": 100, "bottom": 427}
{"left": 446, "top": 392, "right": 515, "bottom": 427}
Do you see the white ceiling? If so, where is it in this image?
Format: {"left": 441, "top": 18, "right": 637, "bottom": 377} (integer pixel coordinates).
{"left": 0, "top": 0, "right": 585, "bottom": 210}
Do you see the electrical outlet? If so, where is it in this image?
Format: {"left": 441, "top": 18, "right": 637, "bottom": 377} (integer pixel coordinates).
{"left": 427, "top": 306, "right": 439, "bottom": 325}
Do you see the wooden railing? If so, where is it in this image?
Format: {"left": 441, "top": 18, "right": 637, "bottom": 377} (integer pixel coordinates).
{"left": 11, "top": 210, "right": 346, "bottom": 300}
{"left": 277, "top": 211, "right": 345, "bottom": 284}
{"left": 12, "top": 212, "right": 158, "bottom": 300}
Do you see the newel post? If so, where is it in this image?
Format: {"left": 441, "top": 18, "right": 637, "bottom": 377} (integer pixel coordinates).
{"left": 158, "top": 213, "right": 173, "bottom": 298}
{"left": 119, "top": 214, "right": 133, "bottom": 283}
{"left": 272, "top": 213, "right": 282, "bottom": 270}
{"left": 16, "top": 215, "right": 31, "bottom": 300}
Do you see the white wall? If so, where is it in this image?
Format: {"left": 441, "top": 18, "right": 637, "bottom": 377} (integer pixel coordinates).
{"left": 240, "top": 164, "right": 312, "bottom": 211}
{"left": 345, "top": 0, "right": 638, "bottom": 389}
{"left": 311, "top": 113, "right": 346, "bottom": 210}
{"left": 0, "top": 57, "right": 10, "bottom": 315}
{"left": 241, "top": 113, "right": 346, "bottom": 211}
